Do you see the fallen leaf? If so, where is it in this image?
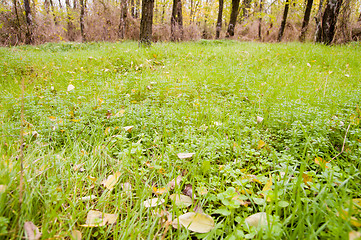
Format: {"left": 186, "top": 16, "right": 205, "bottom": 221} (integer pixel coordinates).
{"left": 178, "top": 212, "right": 215, "bottom": 233}
{"left": 302, "top": 173, "right": 312, "bottom": 185}
{"left": 167, "top": 175, "right": 182, "bottom": 190}
{"left": 183, "top": 184, "right": 194, "bottom": 198}
{"left": 71, "top": 230, "right": 82, "bottom": 240}
{"left": 120, "top": 182, "right": 132, "bottom": 196}
{"left": 80, "top": 210, "right": 118, "bottom": 227}
{"left": 49, "top": 116, "right": 57, "bottom": 121}
{"left": 257, "top": 140, "right": 266, "bottom": 150}
{"left": 73, "top": 163, "right": 85, "bottom": 172}
{"left": 177, "top": 153, "right": 195, "bottom": 159}
{"left": 152, "top": 186, "right": 168, "bottom": 195}
{"left": 80, "top": 195, "right": 97, "bottom": 201}
{"left": 101, "top": 172, "right": 121, "bottom": 191}
{"left": 24, "top": 221, "right": 41, "bottom": 240}
{"left": 314, "top": 157, "right": 329, "bottom": 169}
{"left": 245, "top": 212, "right": 268, "bottom": 227}
{"left": 67, "top": 84, "right": 75, "bottom": 91}
{"left": 123, "top": 126, "right": 134, "bottom": 132}
{"left": 257, "top": 116, "right": 264, "bottom": 123}
{"left": 349, "top": 231, "right": 361, "bottom": 240}
{"left": 262, "top": 175, "right": 272, "bottom": 192}
{"left": 114, "top": 109, "right": 125, "bottom": 117}
{"left": 197, "top": 186, "right": 208, "bottom": 195}
{"left": 87, "top": 176, "right": 97, "bottom": 182}
{"left": 143, "top": 198, "right": 165, "bottom": 208}
{"left": 0, "top": 185, "right": 6, "bottom": 193}
{"left": 170, "top": 194, "right": 193, "bottom": 208}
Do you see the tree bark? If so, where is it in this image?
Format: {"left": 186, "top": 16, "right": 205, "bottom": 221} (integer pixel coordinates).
{"left": 24, "top": 0, "right": 33, "bottom": 44}
{"left": 171, "top": 0, "right": 183, "bottom": 41}
{"left": 80, "top": 0, "right": 86, "bottom": 41}
{"left": 299, "top": 0, "right": 314, "bottom": 42}
{"left": 339, "top": 0, "right": 351, "bottom": 42}
{"left": 277, "top": 0, "right": 290, "bottom": 42}
{"left": 65, "top": 0, "right": 75, "bottom": 41}
{"left": 140, "top": 0, "right": 155, "bottom": 45}
{"left": 226, "top": 0, "right": 241, "bottom": 37}
{"left": 258, "top": 0, "right": 263, "bottom": 40}
{"left": 119, "top": 0, "right": 128, "bottom": 39}
{"left": 314, "top": 0, "right": 324, "bottom": 41}
{"left": 358, "top": 12, "right": 361, "bottom": 22}
{"left": 215, "top": 0, "right": 224, "bottom": 39}
{"left": 316, "top": 0, "right": 343, "bottom": 44}
{"left": 13, "top": 0, "right": 22, "bottom": 42}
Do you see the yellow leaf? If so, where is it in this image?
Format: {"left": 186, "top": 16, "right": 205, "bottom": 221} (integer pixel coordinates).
{"left": 71, "top": 119, "right": 81, "bottom": 122}
{"left": 143, "top": 198, "right": 165, "bottom": 208}
{"left": 170, "top": 194, "right": 193, "bottom": 208}
{"left": 104, "top": 127, "right": 110, "bottom": 135}
{"left": 71, "top": 230, "right": 82, "bottom": 240}
{"left": 80, "top": 210, "right": 118, "bottom": 227}
{"left": 49, "top": 116, "right": 57, "bottom": 121}
{"left": 245, "top": 212, "right": 268, "bottom": 227}
{"left": 114, "top": 109, "right": 125, "bottom": 117}
{"left": 262, "top": 175, "right": 272, "bottom": 192}
{"left": 178, "top": 212, "right": 215, "bottom": 233}
{"left": 123, "top": 126, "right": 134, "bottom": 132}
{"left": 102, "top": 172, "right": 121, "bottom": 191}
{"left": 152, "top": 186, "right": 168, "bottom": 195}
{"left": 257, "top": 140, "right": 266, "bottom": 150}
{"left": 302, "top": 173, "right": 312, "bottom": 185}
{"left": 314, "top": 157, "right": 329, "bottom": 169}
{"left": 87, "top": 176, "right": 97, "bottom": 182}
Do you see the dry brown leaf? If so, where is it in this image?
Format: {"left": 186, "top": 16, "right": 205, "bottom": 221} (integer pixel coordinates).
{"left": 71, "top": 230, "right": 82, "bottom": 240}
{"left": 177, "top": 153, "right": 195, "bottom": 159}
{"left": 302, "top": 173, "right": 312, "bottom": 186}
{"left": 183, "top": 184, "right": 194, "bottom": 198}
{"left": 167, "top": 175, "right": 183, "bottom": 190}
{"left": 178, "top": 212, "right": 215, "bottom": 233}
{"left": 123, "top": 126, "right": 134, "bottom": 132}
{"left": 24, "top": 221, "right": 41, "bottom": 240}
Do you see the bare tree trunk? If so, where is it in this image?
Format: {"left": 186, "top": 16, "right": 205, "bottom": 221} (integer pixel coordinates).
{"left": 258, "top": 0, "right": 263, "bottom": 40}
{"left": 299, "top": 0, "right": 314, "bottom": 41}
{"left": 65, "top": 0, "right": 75, "bottom": 41}
{"left": 277, "top": 0, "right": 290, "bottom": 42}
{"left": 140, "top": 0, "right": 155, "bottom": 45}
{"left": 215, "top": 0, "right": 223, "bottom": 39}
{"left": 171, "top": 0, "right": 183, "bottom": 41}
{"left": 161, "top": 0, "right": 166, "bottom": 23}
{"left": 119, "top": 0, "right": 128, "bottom": 39}
{"left": 358, "top": 11, "right": 361, "bottom": 22}
{"left": 80, "top": 0, "right": 86, "bottom": 41}
{"left": 226, "top": 0, "right": 240, "bottom": 37}
{"left": 58, "top": 0, "right": 63, "bottom": 9}
{"left": 316, "top": 0, "right": 343, "bottom": 44}
{"left": 135, "top": 0, "right": 140, "bottom": 18}
{"left": 314, "top": 0, "right": 324, "bottom": 41}
{"left": 339, "top": 0, "right": 351, "bottom": 42}
{"left": 24, "top": 0, "right": 33, "bottom": 44}
{"left": 13, "top": 0, "right": 22, "bottom": 41}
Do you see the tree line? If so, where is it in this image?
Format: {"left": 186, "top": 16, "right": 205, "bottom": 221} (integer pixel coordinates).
{"left": 0, "top": 0, "right": 360, "bottom": 45}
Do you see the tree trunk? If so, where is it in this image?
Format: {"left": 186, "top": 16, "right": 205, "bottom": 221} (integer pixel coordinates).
{"left": 49, "top": 0, "right": 58, "bottom": 25}
{"left": 171, "top": 0, "right": 183, "bottom": 41}
{"left": 58, "top": 0, "right": 63, "bottom": 9}
{"left": 316, "top": 0, "right": 343, "bottom": 44}
{"left": 239, "top": 0, "right": 251, "bottom": 22}
{"left": 314, "top": 0, "right": 324, "bottom": 41}
{"left": 140, "top": 0, "right": 155, "bottom": 45}
{"left": 65, "top": 0, "right": 75, "bottom": 41}
{"left": 24, "top": 0, "right": 33, "bottom": 44}
{"left": 215, "top": 0, "right": 223, "bottom": 39}
{"left": 277, "top": 0, "right": 290, "bottom": 42}
{"left": 358, "top": 12, "right": 361, "bottom": 22}
{"left": 258, "top": 0, "right": 263, "bottom": 40}
{"left": 13, "top": 0, "right": 22, "bottom": 42}
{"left": 339, "top": 0, "right": 351, "bottom": 42}
{"left": 299, "top": 0, "right": 314, "bottom": 42}
{"left": 80, "top": 0, "right": 86, "bottom": 41}
{"left": 119, "top": 0, "right": 128, "bottom": 39}
{"left": 226, "top": 0, "right": 240, "bottom": 37}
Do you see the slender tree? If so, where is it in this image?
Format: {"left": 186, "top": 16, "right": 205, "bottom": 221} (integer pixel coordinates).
{"left": 24, "top": 0, "right": 33, "bottom": 44}
{"left": 215, "top": 0, "right": 224, "bottom": 39}
{"left": 119, "top": 0, "right": 128, "bottom": 39}
{"left": 258, "top": 0, "right": 263, "bottom": 40}
{"left": 140, "top": 0, "right": 155, "bottom": 45}
{"left": 226, "top": 0, "right": 241, "bottom": 37}
{"left": 316, "top": 0, "right": 343, "bottom": 44}
{"left": 299, "top": 0, "right": 314, "bottom": 41}
{"left": 277, "top": 0, "right": 290, "bottom": 42}
{"left": 80, "top": 0, "right": 86, "bottom": 41}
{"left": 13, "top": 0, "right": 22, "bottom": 41}
{"left": 65, "top": 0, "right": 75, "bottom": 41}
{"left": 49, "top": 0, "right": 58, "bottom": 25}
{"left": 171, "top": 0, "right": 183, "bottom": 41}
{"left": 314, "top": 0, "right": 324, "bottom": 41}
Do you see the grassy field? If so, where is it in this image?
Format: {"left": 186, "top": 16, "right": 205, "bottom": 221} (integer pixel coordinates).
{"left": 0, "top": 40, "right": 361, "bottom": 239}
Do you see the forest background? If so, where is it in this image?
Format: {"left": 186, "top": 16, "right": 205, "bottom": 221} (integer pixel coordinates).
{"left": 0, "top": 0, "right": 361, "bottom": 45}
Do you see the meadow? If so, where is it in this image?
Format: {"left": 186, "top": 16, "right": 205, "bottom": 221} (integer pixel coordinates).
{"left": 0, "top": 40, "right": 361, "bottom": 239}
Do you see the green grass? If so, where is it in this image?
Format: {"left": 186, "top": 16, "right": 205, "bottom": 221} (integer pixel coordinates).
{"left": 0, "top": 40, "right": 361, "bottom": 239}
